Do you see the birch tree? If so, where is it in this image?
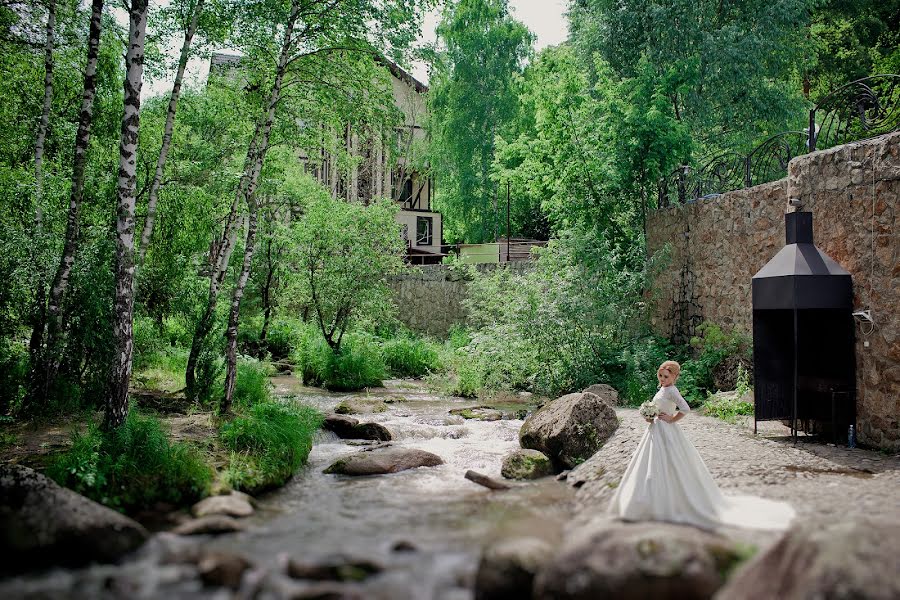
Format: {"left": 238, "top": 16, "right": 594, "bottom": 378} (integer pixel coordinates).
{"left": 135, "top": 0, "right": 207, "bottom": 271}
{"left": 25, "top": 0, "right": 56, "bottom": 410}
{"left": 27, "top": 0, "right": 104, "bottom": 408}
{"left": 107, "top": 0, "right": 150, "bottom": 429}
{"left": 180, "top": 0, "right": 429, "bottom": 411}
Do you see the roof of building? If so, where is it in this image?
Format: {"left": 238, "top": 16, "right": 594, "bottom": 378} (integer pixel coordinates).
{"left": 375, "top": 55, "right": 428, "bottom": 94}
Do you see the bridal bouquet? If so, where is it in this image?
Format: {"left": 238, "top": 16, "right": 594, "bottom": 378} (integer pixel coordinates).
{"left": 639, "top": 400, "right": 659, "bottom": 420}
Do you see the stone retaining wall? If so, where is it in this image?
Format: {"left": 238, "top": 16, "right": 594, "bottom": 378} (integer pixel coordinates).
{"left": 388, "top": 263, "right": 530, "bottom": 337}
{"left": 647, "top": 131, "right": 900, "bottom": 451}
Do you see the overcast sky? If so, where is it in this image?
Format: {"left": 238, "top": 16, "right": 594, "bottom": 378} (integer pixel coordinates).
{"left": 145, "top": 0, "right": 571, "bottom": 97}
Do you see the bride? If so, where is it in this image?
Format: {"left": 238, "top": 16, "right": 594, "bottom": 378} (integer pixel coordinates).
{"left": 607, "top": 360, "right": 795, "bottom": 531}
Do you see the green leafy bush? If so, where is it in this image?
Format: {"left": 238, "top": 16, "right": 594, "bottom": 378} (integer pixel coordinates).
{"left": 220, "top": 400, "right": 323, "bottom": 493}
{"left": 264, "top": 318, "right": 304, "bottom": 360}
{"left": 295, "top": 329, "right": 386, "bottom": 391}
{"left": 678, "top": 322, "right": 751, "bottom": 404}
{"left": 48, "top": 410, "right": 212, "bottom": 512}
{"left": 703, "top": 392, "right": 754, "bottom": 423}
{"left": 614, "top": 335, "right": 678, "bottom": 406}
{"left": 381, "top": 335, "right": 442, "bottom": 377}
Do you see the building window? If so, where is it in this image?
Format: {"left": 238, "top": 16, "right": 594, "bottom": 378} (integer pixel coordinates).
{"left": 416, "top": 216, "right": 433, "bottom": 246}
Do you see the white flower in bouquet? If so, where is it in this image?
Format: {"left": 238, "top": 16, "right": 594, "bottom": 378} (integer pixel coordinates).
{"left": 639, "top": 400, "right": 659, "bottom": 420}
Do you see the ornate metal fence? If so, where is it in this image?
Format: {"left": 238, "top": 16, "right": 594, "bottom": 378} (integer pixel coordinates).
{"left": 658, "top": 74, "right": 900, "bottom": 208}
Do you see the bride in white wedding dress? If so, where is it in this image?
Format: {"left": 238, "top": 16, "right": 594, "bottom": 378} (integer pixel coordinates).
{"left": 607, "top": 360, "right": 795, "bottom": 531}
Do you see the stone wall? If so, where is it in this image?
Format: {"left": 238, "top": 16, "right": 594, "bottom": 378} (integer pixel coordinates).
{"left": 388, "top": 263, "right": 530, "bottom": 337}
{"left": 647, "top": 132, "right": 900, "bottom": 451}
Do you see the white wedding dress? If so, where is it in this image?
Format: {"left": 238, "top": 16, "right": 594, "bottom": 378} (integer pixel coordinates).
{"left": 607, "top": 384, "right": 795, "bottom": 531}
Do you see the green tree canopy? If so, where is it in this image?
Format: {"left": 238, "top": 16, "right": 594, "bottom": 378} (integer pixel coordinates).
{"left": 428, "top": 0, "right": 533, "bottom": 243}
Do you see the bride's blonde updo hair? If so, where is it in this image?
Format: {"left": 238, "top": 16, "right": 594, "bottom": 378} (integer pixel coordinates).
{"left": 658, "top": 360, "right": 681, "bottom": 378}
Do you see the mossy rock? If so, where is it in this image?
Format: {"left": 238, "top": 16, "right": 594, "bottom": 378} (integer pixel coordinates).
{"left": 501, "top": 449, "right": 554, "bottom": 480}
{"left": 449, "top": 406, "right": 503, "bottom": 421}
{"left": 334, "top": 398, "right": 389, "bottom": 415}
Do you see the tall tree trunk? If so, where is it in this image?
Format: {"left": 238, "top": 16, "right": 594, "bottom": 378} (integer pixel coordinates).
{"left": 184, "top": 132, "right": 254, "bottom": 403}
{"left": 259, "top": 237, "right": 276, "bottom": 343}
{"left": 136, "top": 0, "right": 205, "bottom": 272}
{"left": 221, "top": 199, "right": 258, "bottom": 412}
{"left": 106, "top": 0, "right": 149, "bottom": 430}
{"left": 28, "top": 0, "right": 103, "bottom": 406}
{"left": 221, "top": 0, "right": 299, "bottom": 413}
{"left": 25, "top": 0, "right": 56, "bottom": 414}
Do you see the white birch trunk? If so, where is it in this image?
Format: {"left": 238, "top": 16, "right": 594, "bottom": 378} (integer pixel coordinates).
{"left": 32, "top": 0, "right": 103, "bottom": 405}
{"left": 136, "top": 0, "right": 205, "bottom": 271}
{"left": 107, "top": 0, "right": 149, "bottom": 429}
{"left": 222, "top": 0, "right": 300, "bottom": 412}
{"left": 25, "top": 0, "right": 56, "bottom": 412}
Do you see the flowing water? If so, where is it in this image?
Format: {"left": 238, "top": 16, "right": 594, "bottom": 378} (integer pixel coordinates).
{"left": 2, "top": 377, "right": 576, "bottom": 599}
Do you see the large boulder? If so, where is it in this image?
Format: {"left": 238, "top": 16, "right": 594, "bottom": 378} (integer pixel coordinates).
{"left": 475, "top": 536, "right": 555, "bottom": 600}
{"left": 0, "top": 464, "right": 149, "bottom": 573}
{"left": 323, "top": 414, "right": 392, "bottom": 441}
{"left": 533, "top": 519, "right": 743, "bottom": 600}
{"left": 334, "top": 398, "right": 389, "bottom": 415}
{"left": 520, "top": 392, "right": 618, "bottom": 470}
{"left": 501, "top": 449, "right": 554, "bottom": 480}
{"left": 715, "top": 517, "right": 900, "bottom": 600}
{"left": 582, "top": 384, "right": 619, "bottom": 407}
{"left": 323, "top": 447, "right": 443, "bottom": 476}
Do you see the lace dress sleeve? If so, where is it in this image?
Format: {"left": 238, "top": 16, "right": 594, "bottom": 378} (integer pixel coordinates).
{"left": 671, "top": 386, "right": 691, "bottom": 414}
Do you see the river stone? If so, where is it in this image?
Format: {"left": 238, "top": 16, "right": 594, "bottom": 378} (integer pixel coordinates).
{"left": 532, "top": 519, "right": 742, "bottom": 600}
{"left": 714, "top": 517, "right": 900, "bottom": 600}
{"left": 192, "top": 492, "right": 254, "bottom": 518}
{"left": 334, "top": 398, "right": 389, "bottom": 415}
{"left": 519, "top": 392, "right": 618, "bottom": 470}
{"left": 0, "top": 464, "right": 149, "bottom": 573}
{"left": 581, "top": 384, "right": 619, "bottom": 407}
{"left": 197, "top": 550, "right": 252, "bottom": 589}
{"left": 287, "top": 557, "right": 383, "bottom": 582}
{"left": 323, "top": 415, "right": 392, "bottom": 441}
{"left": 501, "top": 449, "right": 554, "bottom": 480}
{"left": 449, "top": 406, "right": 503, "bottom": 421}
{"left": 475, "top": 537, "right": 555, "bottom": 600}
{"left": 323, "top": 447, "right": 443, "bottom": 475}
{"left": 172, "top": 515, "right": 247, "bottom": 535}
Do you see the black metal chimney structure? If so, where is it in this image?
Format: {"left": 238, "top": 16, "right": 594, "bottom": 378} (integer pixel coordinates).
{"left": 751, "top": 211, "right": 855, "bottom": 442}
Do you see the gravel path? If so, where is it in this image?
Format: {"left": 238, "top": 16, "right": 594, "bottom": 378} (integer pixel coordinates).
{"left": 570, "top": 407, "right": 900, "bottom": 549}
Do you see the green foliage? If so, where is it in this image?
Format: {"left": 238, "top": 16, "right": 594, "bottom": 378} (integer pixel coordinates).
{"left": 615, "top": 335, "right": 678, "bottom": 407}
{"left": 220, "top": 400, "right": 323, "bottom": 493}
{"left": 428, "top": 0, "right": 534, "bottom": 242}
{"left": 48, "top": 410, "right": 212, "bottom": 512}
{"left": 735, "top": 363, "right": 752, "bottom": 398}
{"left": 677, "top": 323, "right": 752, "bottom": 404}
{"left": 455, "top": 228, "right": 666, "bottom": 398}
{"left": 570, "top": 0, "right": 813, "bottom": 155}
{"left": 232, "top": 359, "right": 273, "bottom": 410}
{"left": 381, "top": 335, "right": 442, "bottom": 378}
{"left": 292, "top": 324, "right": 387, "bottom": 391}
{"left": 288, "top": 193, "right": 405, "bottom": 354}
{"left": 703, "top": 392, "right": 754, "bottom": 424}
{"left": 0, "top": 339, "right": 27, "bottom": 415}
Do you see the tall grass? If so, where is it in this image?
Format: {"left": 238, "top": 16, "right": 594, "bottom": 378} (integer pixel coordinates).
{"left": 48, "top": 410, "right": 212, "bottom": 512}
{"left": 220, "top": 400, "right": 323, "bottom": 493}
{"left": 381, "top": 335, "right": 442, "bottom": 378}
{"left": 233, "top": 360, "right": 273, "bottom": 409}
{"left": 294, "top": 328, "right": 386, "bottom": 391}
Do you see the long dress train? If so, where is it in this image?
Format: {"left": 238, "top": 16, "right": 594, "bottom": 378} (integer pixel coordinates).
{"left": 607, "top": 384, "right": 795, "bottom": 531}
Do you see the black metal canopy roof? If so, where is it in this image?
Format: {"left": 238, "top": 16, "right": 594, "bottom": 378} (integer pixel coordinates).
{"left": 752, "top": 212, "right": 852, "bottom": 310}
